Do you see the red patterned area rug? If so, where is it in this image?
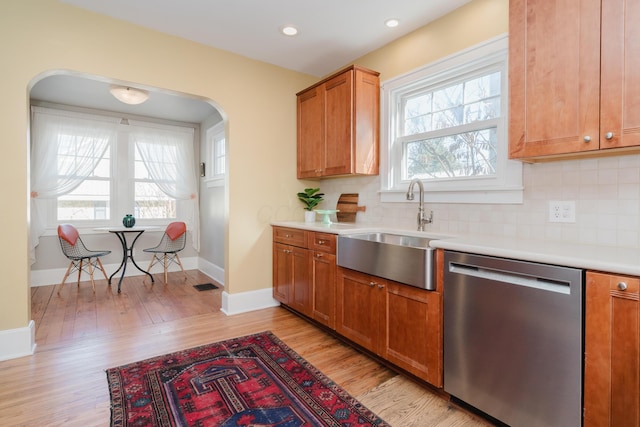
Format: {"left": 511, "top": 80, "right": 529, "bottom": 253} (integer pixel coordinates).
{"left": 106, "top": 331, "right": 389, "bottom": 427}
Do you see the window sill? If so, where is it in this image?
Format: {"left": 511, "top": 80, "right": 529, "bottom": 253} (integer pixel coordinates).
{"left": 204, "top": 177, "right": 225, "bottom": 188}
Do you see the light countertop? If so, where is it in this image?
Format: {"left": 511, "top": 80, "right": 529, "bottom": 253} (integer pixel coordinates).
{"left": 271, "top": 221, "right": 640, "bottom": 277}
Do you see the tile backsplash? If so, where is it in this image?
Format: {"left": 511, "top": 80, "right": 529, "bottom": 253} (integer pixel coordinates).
{"left": 319, "top": 154, "right": 640, "bottom": 249}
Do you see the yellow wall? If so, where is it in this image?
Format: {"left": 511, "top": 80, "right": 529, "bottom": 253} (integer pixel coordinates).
{"left": 354, "top": 0, "right": 508, "bottom": 81}
{"left": 0, "top": 0, "right": 315, "bottom": 331}
{"left": 0, "top": 0, "right": 507, "bottom": 334}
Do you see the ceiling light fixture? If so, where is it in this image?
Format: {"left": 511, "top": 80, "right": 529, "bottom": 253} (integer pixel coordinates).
{"left": 109, "top": 85, "right": 149, "bottom": 105}
{"left": 281, "top": 25, "right": 298, "bottom": 36}
{"left": 385, "top": 19, "right": 400, "bottom": 28}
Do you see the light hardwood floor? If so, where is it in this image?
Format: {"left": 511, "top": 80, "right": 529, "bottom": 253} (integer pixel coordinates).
{"left": 0, "top": 270, "right": 492, "bottom": 426}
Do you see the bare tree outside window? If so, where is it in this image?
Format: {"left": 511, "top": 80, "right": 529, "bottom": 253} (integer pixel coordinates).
{"left": 401, "top": 71, "right": 501, "bottom": 180}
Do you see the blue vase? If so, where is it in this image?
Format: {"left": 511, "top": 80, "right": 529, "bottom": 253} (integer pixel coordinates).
{"left": 122, "top": 214, "right": 136, "bottom": 228}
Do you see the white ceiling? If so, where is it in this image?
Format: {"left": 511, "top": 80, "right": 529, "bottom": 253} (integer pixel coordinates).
{"left": 59, "top": 0, "right": 472, "bottom": 77}
{"left": 30, "top": 74, "right": 220, "bottom": 124}
{"left": 33, "top": 0, "right": 471, "bottom": 123}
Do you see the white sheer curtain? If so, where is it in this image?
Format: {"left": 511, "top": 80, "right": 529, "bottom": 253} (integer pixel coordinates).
{"left": 129, "top": 120, "right": 200, "bottom": 251}
{"left": 30, "top": 107, "right": 119, "bottom": 262}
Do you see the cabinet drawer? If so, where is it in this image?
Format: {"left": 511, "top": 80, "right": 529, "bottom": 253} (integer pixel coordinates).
{"left": 608, "top": 275, "right": 640, "bottom": 295}
{"left": 273, "top": 227, "right": 307, "bottom": 247}
{"left": 309, "top": 232, "right": 336, "bottom": 254}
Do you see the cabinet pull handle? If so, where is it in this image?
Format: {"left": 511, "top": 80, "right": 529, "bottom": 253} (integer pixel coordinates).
{"left": 618, "top": 282, "right": 628, "bottom": 291}
{"left": 283, "top": 249, "right": 291, "bottom": 254}
{"left": 605, "top": 132, "right": 614, "bottom": 140}
{"left": 317, "top": 240, "right": 325, "bottom": 245}
{"left": 315, "top": 253, "right": 323, "bottom": 258}
{"left": 284, "top": 234, "right": 291, "bottom": 238}
{"left": 583, "top": 136, "right": 591, "bottom": 143}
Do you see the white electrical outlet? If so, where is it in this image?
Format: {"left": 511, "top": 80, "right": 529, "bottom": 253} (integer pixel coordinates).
{"left": 549, "top": 201, "right": 575, "bottom": 223}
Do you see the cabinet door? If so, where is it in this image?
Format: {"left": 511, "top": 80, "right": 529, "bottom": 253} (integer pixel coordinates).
{"left": 584, "top": 271, "right": 640, "bottom": 426}
{"left": 324, "top": 70, "right": 353, "bottom": 176}
{"left": 336, "top": 268, "right": 383, "bottom": 352}
{"left": 311, "top": 251, "right": 336, "bottom": 329}
{"left": 297, "top": 86, "right": 324, "bottom": 178}
{"left": 289, "top": 246, "right": 312, "bottom": 316}
{"left": 382, "top": 282, "right": 442, "bottom": 387}
{"left": 353, "top": 68, "right": 380, "bottom": 175}
{"left": 273, "top": 242, "right": 292, "bottom": 303}
{"left": 600, "top": 0, "right": 640, "bottom": 149}
{"left": 509, "top": 0, "right": 601, "bottom": 158}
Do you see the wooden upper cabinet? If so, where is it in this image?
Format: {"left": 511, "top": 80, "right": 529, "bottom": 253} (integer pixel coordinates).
{"left": 600, "top": 0, "right": 640, "bottom": 149}
{"left": 509, "top": 0, "right": 640, "bottom": 160}
{"left": 297, "top": 65, "right": 379, "bottom": 178}
{"left": 297, "top": 87, "right": 324, "bottom": 177}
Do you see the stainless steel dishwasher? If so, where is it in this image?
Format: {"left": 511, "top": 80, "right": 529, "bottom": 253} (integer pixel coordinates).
{"left": 443, "top": 251, "right": 583, "bottom": 427}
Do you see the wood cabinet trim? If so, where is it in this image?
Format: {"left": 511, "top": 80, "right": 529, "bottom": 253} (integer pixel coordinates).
{"left": 296, "top": 65, "right": 379, "bottom": 96}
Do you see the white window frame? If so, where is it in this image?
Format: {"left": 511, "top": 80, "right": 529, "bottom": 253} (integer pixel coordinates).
{"left": 204, "top": 121, "right": 226, "bottom": 188}
{"left": 380, "top": 34, "right": 522, "bottom": 204}
{"left": 39, "top": 115, "right": 195, "bottom": 230}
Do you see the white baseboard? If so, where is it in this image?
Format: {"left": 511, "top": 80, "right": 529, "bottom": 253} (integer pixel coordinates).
{"left": 221, "top": 288, "right": 280, "bottom": 316}
{"left": 0, "top": 320, "right": 36, "bottom": 362}
{"left": 197, "top": 258, "right": 225, "bottom": 287}
{"left": 30, "top": 256, "right": 199, "bottom": 287}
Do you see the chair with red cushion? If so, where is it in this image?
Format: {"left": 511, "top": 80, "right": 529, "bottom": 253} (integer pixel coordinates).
{"left": 143, "top": 221, "right": 187, "bottom": 283}
{"left": 57, "top": 223, "right": 111, "bottom": 294}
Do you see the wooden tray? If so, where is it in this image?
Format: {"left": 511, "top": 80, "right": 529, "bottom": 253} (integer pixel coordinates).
{"left": 336, "top": 193, "right": 365, "bottom": 222}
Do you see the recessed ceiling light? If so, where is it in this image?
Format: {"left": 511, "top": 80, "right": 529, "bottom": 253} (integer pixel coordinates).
{"left": 281, "top": 26, "right": 298, "bottom": 36}
{"left": 385, "top": 19, "right": 400, "bottom": 28}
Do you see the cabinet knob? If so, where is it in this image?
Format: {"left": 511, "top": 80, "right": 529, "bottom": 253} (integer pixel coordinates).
{"left": 369, "top": 281, "right": 375, "bottom": 287}
{"left": 317, "top": 240, "right": 325, "bottom": 245}
{"left": 378, "top": 284, "right": 385, "bottom": 289}
{"left": 618, "top": 282, "right": 628, "bottom": 291}
{"left": 583, "top": 136, "right": 591, "bottom": 143}
{"left": 605, "top": 132, "right": 614, "bottom": 140}
{"left": 315, "top": 253, "right": 323, "bottom": 258}
{"left": 285, "top": 234, "right": 291, "bottom": 238}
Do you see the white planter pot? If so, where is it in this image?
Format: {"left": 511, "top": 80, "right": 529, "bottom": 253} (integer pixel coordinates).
{"left": 304, "top": 210, "right": 316, "bottom": 223}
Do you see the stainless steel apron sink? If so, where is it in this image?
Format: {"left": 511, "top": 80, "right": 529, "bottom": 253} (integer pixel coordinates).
{"left": 337, "top": 233, "right": 438, "bottom": 290}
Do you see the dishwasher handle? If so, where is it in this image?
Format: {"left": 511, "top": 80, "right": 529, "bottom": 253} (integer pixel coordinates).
{"left": 448, "top": 262, "right": 571, "bottom": 294}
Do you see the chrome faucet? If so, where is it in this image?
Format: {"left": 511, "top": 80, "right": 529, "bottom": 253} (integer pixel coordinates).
{"left": 406, "top": 179, "right": 433, "bottom": 231}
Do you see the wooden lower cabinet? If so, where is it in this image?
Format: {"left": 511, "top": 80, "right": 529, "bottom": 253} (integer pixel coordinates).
{"left": 274, "top": 226, "right": 443, "bottom": 387}
{"left": 336, "top": 268, "right": 382, "bottom": 351}
{"left": 272, "top": 242, "right": 311, "bottom": 316}
{"left": 289, "top": 246, "right": 311, "bottom": 317}
{"left": 272, "top": 227, "right": 335, "bottom": 323}
{"left": 273, "top": 242, "right": 293, "bottom": 303}
{"left": 384, "top": 282, "right": 442, "bottom": 387}
{"left": 336, "top": 264, "right": 443, "bottom": 386}
{"left": 311, "top": 250, "right": 336, "bottom": 329}
{"left": 584, "top": 271, "right": 640, "bottom": 426}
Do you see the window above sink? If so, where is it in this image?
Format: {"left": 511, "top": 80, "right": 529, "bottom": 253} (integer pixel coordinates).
{"left": 380, "top": 34, "right": 523, "bottom": 205}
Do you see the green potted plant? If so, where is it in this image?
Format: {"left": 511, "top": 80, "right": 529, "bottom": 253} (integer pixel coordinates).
{"left": 297, "top": 187, "right": 324, "bottom": 222}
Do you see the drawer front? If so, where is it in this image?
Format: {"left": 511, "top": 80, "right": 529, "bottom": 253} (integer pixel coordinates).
{"left": 608, "top": 275, "right": 640, "bottom": 296}
{"left": 273, "top": 227, "right": 307, "bottom": 247}
{"left": 309, "top": 232, "right": 336, "bottom": 254}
